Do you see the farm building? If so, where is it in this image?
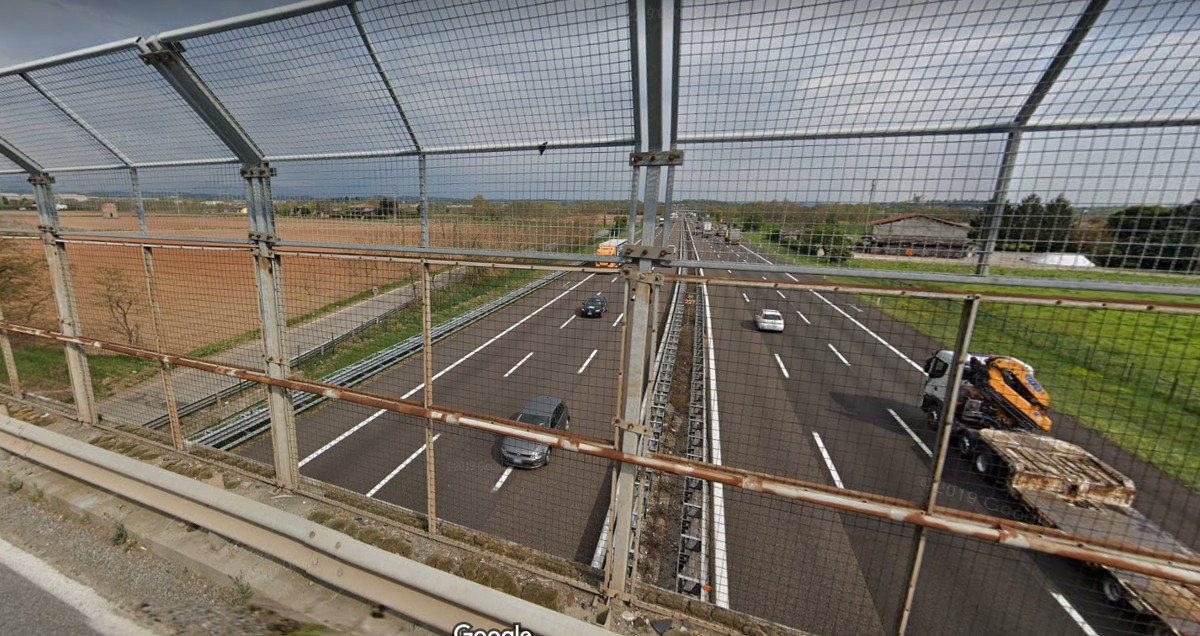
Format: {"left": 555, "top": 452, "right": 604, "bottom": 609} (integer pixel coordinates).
{"left": 862, "top": 213, "right": 972, "bottom": 258}
{"left": 101, "top": 202, "right": 119, "bottom": 218}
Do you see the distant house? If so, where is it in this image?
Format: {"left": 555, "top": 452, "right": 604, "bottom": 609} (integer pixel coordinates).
{"left": 863, "top": 213, "right": 971, "bottom": 258}
{"left": 101, "top": 202, "right": 119, "bottom": 218}
{"left": 55, "top": 203, "right": 68, "bottom": 211}
{"left": 344, "top": 205, "right": 378, "bottom": 217}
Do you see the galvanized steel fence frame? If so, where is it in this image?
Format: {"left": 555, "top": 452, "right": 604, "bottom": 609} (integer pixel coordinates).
{"left": 2, "top": 1, "right": 1200, "bottom": 634}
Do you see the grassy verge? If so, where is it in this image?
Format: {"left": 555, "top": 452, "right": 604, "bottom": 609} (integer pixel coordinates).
{"left": 867, "top": 294, "right": 1200, "bottom": 491}
{"left": 0, "top": 337, "right": 154, "bottom": 400}
{"left": 736, "top": 231, "right": 1200, "bottom": 489}
{"left": 294, "top": 268, "right": 542, "bottom": 381}
{"left": 743, "top": 231, "right": 1200, "bottom": 299}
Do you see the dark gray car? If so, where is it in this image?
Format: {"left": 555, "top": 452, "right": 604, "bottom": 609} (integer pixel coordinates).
{"left": 500, "top": 396, "right": 570, "bottom": 468}
{"left": 580, "top": 295, "right": 607, "bottom": 318}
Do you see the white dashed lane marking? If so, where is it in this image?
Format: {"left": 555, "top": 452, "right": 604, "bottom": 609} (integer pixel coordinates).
{"left": 828, "top": 343, "right": 851, "bottom": 366}
{"left": 504, "top": 352, "right": 533, "bottom": 378}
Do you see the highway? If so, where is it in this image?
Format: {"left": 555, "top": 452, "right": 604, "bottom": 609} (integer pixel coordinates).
{"left": 688, "top": 225, "right": 1198, "bottom": 636}
{"left": 241, "top": 226, "right": 674, "bottom": 567}
{"left": 235, "top": 217, "right": 1194, "bottom": 636}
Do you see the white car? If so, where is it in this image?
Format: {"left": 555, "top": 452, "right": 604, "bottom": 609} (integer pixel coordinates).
{"left": 754, "top": 308, "right": 785, "bottom": 332}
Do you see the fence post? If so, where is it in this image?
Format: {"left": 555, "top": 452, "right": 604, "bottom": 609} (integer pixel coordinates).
{"left": 422, "top": 261, "right": 438, "bottom": 534}
{"left": 140, "top": 245, "right": 182, "bottom": 449}
{"left": 245, "top": 165, "right": 300, "bottom": 489}
{"left": 895, "top": 296, "right": 980, "bottom": 634}
{"left": 31, "top": 174, "right": 98, "bottom": 425}
{"left": 0, "top": 302, "right": 21, "bottom": 398}
{"left": 974, "top": 0, "right": 1107, "bottom": 275}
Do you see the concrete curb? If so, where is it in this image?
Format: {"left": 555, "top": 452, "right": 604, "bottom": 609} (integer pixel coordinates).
{"left": 0, "top": 420, "right": 430, "bottom": 635}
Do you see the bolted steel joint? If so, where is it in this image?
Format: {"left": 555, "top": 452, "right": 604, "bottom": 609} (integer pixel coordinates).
{"left": 622, "top": 244, "right": 676, "bottom": 261}
{"left": 138, "top": 49, "right": 176, "bottom": 66}
{"left": 248, "top": 231, "right": 277, "bottom": 245}
{"left": 629, "top": 150, "right": 684, "bottom": 166}
{"left": 27, "top": 174, "right": 55, "bottom": 186}
{"left": 618, "top": 267, "right": 665, "bottom": 286}
{"left": 613, "top": 416, "right": 650, "bottom": 437}
{"left": 240, "top": 165, "right": 276, "bottom": 178}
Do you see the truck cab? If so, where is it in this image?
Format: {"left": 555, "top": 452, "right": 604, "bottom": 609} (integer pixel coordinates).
{"left": 921, "top": 350, "right": 1036, "bottom": 430}
{"left": 921, "top": 350, "right": 983, "bottom": 424}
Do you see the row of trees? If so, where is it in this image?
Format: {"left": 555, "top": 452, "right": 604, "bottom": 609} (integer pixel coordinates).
{"left": 1094, "top": 200, "right": 1200, "bottom": 272}
{"left": 711, "top": 194, "right": 1198, "bottom": 272}
{"left": 980, "top": 195, "right": 1200, "bottom": 271}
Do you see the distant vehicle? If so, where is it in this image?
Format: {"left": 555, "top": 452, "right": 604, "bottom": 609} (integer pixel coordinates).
{"left": 595, "top": 238, "right": 626, "bottom": 268}
{"left": 727, "top": 228, "right": 743, "bottom": 245}
{"left": 580, "top": 295, "right": 607, "bottom": 318}
{"left": 754, "top": 308, "right": 784, "bottom": 332}
{"left": 500, "top": 396, "right": 570, "bottom": 468}
{"left": 702, "top": 221, "right": 713, "bottom": 237}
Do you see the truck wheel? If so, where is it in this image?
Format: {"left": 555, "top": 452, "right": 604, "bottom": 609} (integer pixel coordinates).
{"left": 926, "top": 407, "right": 941, "bottom": 431}
{"left": 973, "top": 449, "right": 992, "bottom": 476}
{"left": 957, "top": 431, "right": 974, "bottom": 457}
{"left": 1101, "top": 576, "right": 1125, "bottom": 605}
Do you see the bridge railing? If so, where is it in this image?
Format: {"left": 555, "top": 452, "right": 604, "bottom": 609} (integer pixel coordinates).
{"left": 2, "top": 1, "right": 1200, "bottom": 635}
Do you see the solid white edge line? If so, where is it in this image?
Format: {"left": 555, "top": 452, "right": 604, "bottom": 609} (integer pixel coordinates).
{"left": 1051, "top": 592, "right": 1101, "bottom": 636}
{"left": 367, "top": 433, "right": 442, "bottom": 497}
{"left": 828, "top": 343, "right": 851, "bottom": 366}
{"left": 741, "top": 243, "right": 772, "bottom": 264}
{"left": 810, "top": 290, "right": 926, "bottom": 374}
{"left": 701, "top": 279, "right": 731, "bottom": 609}
{"left": 559, "top": 314, "right": 576, "bottom": 329}
{"left": 611, "top": 312, "right": 623, "bottom": 327}
{"left": 0, "top": 536, "right": 159, "bottom": 636}
{"left": 300, "top": 408, "right": 387, "bottom": 467}
{"left": 503, "top": 352, "right": 534, "bottom": 378}
{"left": 590, "top": 507, "right": 612, "bottom": 570}
{"left": 492, "top": 466, "right": 514, "bottom": 493}
{"left": 577, "top": 349, "right": 599, "bottom": 374}
{"left": 774, "top": 353, "right": 790, "bottom": 379}
{"left": 886, "top": 408, "right": 933, "bottom": 457}
{"left": 811, "top": 431, "right": 845, "bottom": 489}
{"left": 795, "top": 310, "right": 811, "bottom": 325}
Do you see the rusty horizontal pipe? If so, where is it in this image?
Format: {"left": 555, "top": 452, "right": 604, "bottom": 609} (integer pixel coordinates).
{"left": 4, "top": 321, "right": 1200, "bottom": 587}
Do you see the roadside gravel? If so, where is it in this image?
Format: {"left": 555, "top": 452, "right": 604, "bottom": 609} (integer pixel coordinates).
{"left": 0, "top": 458, "right": 310, "bottom": 635}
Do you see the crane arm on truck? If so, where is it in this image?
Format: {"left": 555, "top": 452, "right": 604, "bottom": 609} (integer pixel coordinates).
{"left": 960, "top": 355, "right": 1052, "bottom": 432}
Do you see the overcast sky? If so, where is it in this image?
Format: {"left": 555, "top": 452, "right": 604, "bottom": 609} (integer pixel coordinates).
{"left": 0, "top": 0, "right": 1197, "bottom": 207}
{"left": 0, "top": 0, "right": 290, "bottom": 68}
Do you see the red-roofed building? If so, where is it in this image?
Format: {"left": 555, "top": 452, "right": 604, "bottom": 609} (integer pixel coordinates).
{"left": 862, "top": 213, "right": 972, "bottom": 258}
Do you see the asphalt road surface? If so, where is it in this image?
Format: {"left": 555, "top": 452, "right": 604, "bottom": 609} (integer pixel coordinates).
{"left": 687, "top": 225, "right": 1193, "bottom": 636}
{"left": 236, "top": 218, "right": 1194, "bottom": 636}
{"left": 242, "top": 226, "right": 672, "bottom": 568}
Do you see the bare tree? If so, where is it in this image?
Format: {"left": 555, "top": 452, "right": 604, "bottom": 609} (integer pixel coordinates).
{"left": 0, "top": 240, "right": 53, "bottom": 326}
{"left": 94, "top": 266, "right": 142, "bottom": 346}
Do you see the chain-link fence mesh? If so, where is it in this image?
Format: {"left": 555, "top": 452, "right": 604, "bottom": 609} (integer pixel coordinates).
{"left": 1, "top": 2, "right": 1199, "bottom": 635}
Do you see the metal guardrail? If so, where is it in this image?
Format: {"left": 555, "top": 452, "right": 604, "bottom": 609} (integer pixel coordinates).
{"left": 0, "top": 413, "right": 611, "bottom": 636}
{"left": 142, "top": 273, "right": 461, "bottom": 431}
{"left": 677, "top": 285, "right": 709, "bottom": 598}
{"left": 192, "top": 269, "right": 569, "bottom": 448}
